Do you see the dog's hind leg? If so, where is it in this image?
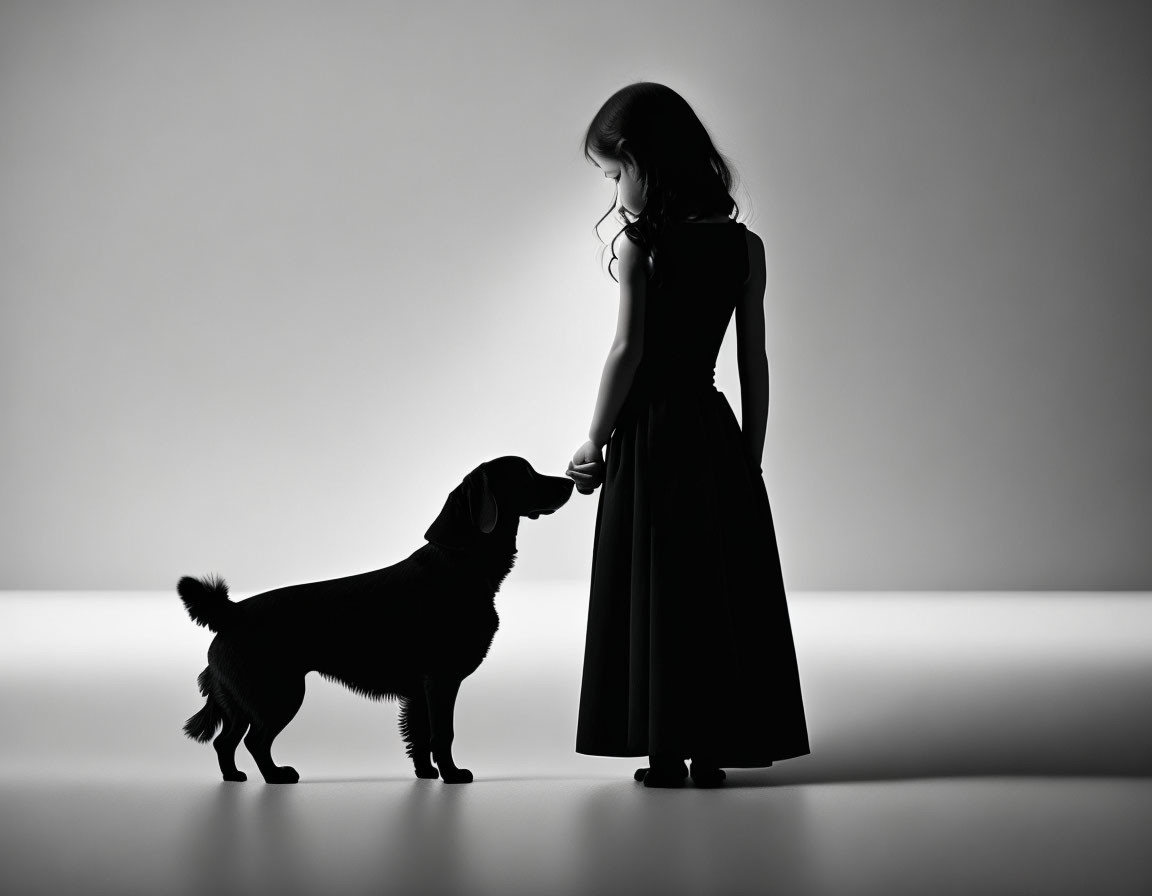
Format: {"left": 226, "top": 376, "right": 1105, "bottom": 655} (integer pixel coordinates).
{"left": 214, "top": 710, "right": 250, "bottom": 782}
{"left": 243, "top": 674, "right": 305, "bottom": 784}
{"left": 398, "top": 694, "right": 438, "bottom": 779}
{"left": 424, "top": 675, "right": 472, "bottom": 784}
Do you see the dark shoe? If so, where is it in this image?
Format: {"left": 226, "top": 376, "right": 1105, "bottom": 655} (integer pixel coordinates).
{"left": 635, "top": 756, "right": 688, "bottom": 788}
{"left": 640, "top": 766, "right": 687, "bottom": 788}
{"left": 689, "top": 761, "right": 726, "bottom": 788}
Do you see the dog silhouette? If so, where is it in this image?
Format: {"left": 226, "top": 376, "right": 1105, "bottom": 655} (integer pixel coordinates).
{"left": 179, "top": 456, "right": 574, "bottom": 783}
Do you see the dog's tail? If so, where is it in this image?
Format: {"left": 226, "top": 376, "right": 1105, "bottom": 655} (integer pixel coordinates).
{"left": 177, "top": 574, "right": 236, "bottom": 633}
{"left": 184, "top": 668, "right": 222, "bottom": 742}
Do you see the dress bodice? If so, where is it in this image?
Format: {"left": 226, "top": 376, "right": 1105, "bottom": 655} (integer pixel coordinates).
{"left": 628, "top": 221, "right": 750, "bottom": 399}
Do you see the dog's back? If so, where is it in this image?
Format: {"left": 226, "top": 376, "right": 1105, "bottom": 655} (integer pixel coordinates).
{"left": 182, "top": 543, "right": 500, "bottom": 699}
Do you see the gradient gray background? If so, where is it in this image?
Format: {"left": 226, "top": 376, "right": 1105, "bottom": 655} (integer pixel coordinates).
{"left": 2, "top": 0, "right": 1150, "bottom": 591}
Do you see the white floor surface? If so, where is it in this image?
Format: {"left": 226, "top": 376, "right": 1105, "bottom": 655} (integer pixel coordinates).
{"left": 2, "top": 586, "right": 1150, "bottom": 895}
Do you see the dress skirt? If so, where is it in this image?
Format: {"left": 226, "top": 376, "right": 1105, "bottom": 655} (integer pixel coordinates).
{"left": 575, "top": 384, "right": 810, "bottom": 767}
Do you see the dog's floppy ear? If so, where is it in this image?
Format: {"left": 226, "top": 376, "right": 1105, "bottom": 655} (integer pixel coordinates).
{"left": 425, "top": 469, "right": 498, "bottom": 549}
{"left": 465, "top": 468, "right": 498, "bottom": 534}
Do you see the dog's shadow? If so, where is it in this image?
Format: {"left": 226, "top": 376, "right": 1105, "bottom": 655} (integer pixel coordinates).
{"left": 299, "top": 774, "right": 594, "bottom": 785}
{"left": 184, "top": 775, "right": 476, "bottom": 893}
{"left": 298, "top": 776, "right": 421, "bottom": 786}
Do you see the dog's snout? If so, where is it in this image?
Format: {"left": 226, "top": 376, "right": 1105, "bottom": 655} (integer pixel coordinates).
{"left": 521, "top": 474, "right": 575, "bottom": 518}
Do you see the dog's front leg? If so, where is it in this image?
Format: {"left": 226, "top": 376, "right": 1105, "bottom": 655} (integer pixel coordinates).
{"left": 424, "top": 675, "right": 472, "bottom": 783}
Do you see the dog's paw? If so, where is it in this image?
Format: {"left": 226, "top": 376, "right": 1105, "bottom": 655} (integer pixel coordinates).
{"left": 414, "top": 765, "right": 440, "bottom": 779}
{"left": 222, "top": 770, "right": 248, "bottom": 783}
{"left": 440, "top": 767, "right": 473, "bottom": 784}
{"left": 264, "top": 766, "right": 300, "bottom": 784}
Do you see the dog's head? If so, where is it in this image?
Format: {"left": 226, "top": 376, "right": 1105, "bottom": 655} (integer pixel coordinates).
{"left": 424, "top": 456, "right": 575, "bottom": 550}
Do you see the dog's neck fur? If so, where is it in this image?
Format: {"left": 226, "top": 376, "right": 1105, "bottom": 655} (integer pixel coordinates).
{"left": 433, "top": 520, "right": 520, "bottom": 593}
{"left": 472, "top": 541, "right": 517, "bottom": 593}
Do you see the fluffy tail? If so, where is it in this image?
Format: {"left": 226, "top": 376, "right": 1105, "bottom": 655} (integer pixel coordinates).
{"left": 184, "top": 667, "right": 222, "bottom": 742}
{"left": 177, "top": 574, "right": 236, "bottom": 633}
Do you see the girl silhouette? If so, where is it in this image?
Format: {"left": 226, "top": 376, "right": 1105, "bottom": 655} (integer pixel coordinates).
{"left": 565, "top": 82, "right": 810, "bottom": 788}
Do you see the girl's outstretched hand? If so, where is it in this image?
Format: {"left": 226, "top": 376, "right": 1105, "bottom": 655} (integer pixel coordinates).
{"left": 566, "top": 440, "right": 605, "bottom": 494}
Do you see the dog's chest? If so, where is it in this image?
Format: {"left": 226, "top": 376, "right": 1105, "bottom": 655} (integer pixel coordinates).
{"left": 426, "top": 598, "right": 499, "bottom": 670}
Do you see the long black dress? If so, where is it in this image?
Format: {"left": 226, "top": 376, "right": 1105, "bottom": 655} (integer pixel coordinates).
{"left": 575, "top": 221, "right": 810, "bottom": 767}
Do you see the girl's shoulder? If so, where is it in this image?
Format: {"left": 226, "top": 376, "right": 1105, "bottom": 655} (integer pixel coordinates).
{"left": 742, "top": 227, "right": 766, "bottom": 290}
{"left": 616, "top": 229, "right": 654, "bottom": 280}
{"left": 742, "top": 225, "right": 764, "bottom": 257}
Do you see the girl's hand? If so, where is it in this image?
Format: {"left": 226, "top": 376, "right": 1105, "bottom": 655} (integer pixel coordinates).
{"left": 566, "top": 440, "right": 605, "bottom": 494}
{"left": 567, "top": 460, "right": 603, "bottom": 494}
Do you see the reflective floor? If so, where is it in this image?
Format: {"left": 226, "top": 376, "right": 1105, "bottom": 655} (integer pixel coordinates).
{"left": 2, "top": 588, "right": 1151, "bottom": 895}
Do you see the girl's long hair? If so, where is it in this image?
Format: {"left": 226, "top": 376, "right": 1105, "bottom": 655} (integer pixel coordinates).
{"left": 583, "top": 82, "right": 740, "bottom": 284}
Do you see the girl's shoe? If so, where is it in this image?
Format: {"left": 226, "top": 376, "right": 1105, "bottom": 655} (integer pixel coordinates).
{"left": 689, "top": 761, "right": 726, "bottom": 787}
{"left": 634, "top": 757, "right": 688, "bottom": 788}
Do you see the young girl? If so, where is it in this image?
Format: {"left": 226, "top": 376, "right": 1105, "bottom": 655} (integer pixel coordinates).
{"left": 565, "top": 82, "right": 810, "bottom": 788}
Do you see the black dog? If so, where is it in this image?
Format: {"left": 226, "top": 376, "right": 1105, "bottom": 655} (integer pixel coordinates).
{"left": 179, "top": 456, "right": 573, "bottom": 783}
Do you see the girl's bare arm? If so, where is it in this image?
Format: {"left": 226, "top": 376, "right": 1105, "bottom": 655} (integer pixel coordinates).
{"left": 586, "top": 237, "right": 648, "bottom": 448}
{"left": 735, "top": 230, "right": 769, "bottom": 472}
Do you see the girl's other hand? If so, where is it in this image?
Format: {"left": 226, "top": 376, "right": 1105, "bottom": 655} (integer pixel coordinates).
{"left": 567, "top": 441, "right": 605, "bottom": 494}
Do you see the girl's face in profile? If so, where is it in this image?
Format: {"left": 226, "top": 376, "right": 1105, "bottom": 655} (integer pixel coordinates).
{"left": 588, "top": 148, "right": 645, "bottom": 217}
